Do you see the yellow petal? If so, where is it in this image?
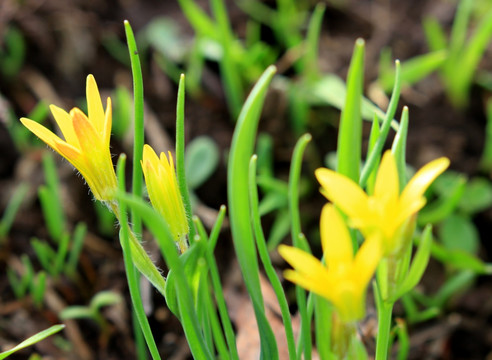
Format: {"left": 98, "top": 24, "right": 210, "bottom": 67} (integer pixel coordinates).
{"left": 143, "top": 144, "right": 160, "bottom": 168}
{"left": 351, "top": 234, "right": 382, "bottom": 289}
{"left": 400, "top": 157, "right": 449, "bottom": 210}
{"left": 86, "top": 74, "right": 105, "bottom": 134}
{"left": 278, "top": 245, "right": 328, "bottom": 279}
{"left": 20, "top": 117, "right": 61, "bottom": 149}
{"left": 103, "top": 97, "right": 112, "bottom": 147}
{"left": 71, "top": 108, "right": 102, "bottom": 155}
{"left": 283, "top": 269, "right": 334, "bottom": 299}
{"left": 320, "top": 204, "right": 353, "bottom": 270}
{"left": 315, "top": 168, "right": 370, "bottom": 219}
{"left": 49, "top": 105, "right": 80, "bottom": 148}
{"left": 374, "top": 151, "right": 399, "bottom": 205}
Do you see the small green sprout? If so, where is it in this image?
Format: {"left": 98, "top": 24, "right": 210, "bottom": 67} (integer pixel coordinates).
{"left": 0, "top": 25, "right": 26, "bottom": 79}
{"left": 60, "top": 291, "right": 123, "bottom": 330}
{"left": 7, "top": 255, "right": 46, "bottom": 308}
{"left": 0, "top": 182, "right": 29, "bottom": 242}
{"left": 423, "top": 0, "right": 492, "bottom": 107}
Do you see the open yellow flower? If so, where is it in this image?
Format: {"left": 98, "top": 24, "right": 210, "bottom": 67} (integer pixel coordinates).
{"left": 141, "top": 144, "right": 189, "bottom": 253}
{"left": 315, "top": 151, "right": 449, "bottom": 255}
{"left": 20, "top": 75, "right": 117, "bottom": 202}
{"left": 279, "top": 204, "right": 381, "bottom": 322}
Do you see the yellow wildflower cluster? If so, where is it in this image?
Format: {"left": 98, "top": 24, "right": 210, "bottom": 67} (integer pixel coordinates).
{"left": 21, "top": 75, "right": 189, "bottom": 250}
{"left": 280, "top": 150, "right": 449, "bottom": 321}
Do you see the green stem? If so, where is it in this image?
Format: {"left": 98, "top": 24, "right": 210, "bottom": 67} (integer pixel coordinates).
{"left": 288, "top": 134, "right": 312, "bottom": 360}
{"left": 249, "top": 156, "right": 297, "bottom": 360}
{"left": 193, "top": 213, "right": 239, "bottom": 360}
{"left": 375, "top": 298, "right": 394, "bottom": 360}
{"left": 116, "top": 155, "right": 161, "bottom": 360}
{"left": 175, "top": 74, "right": 196, "bottom": 242}
{"left": 124, "top": 20, "right": 145, "bottom": 235}
{"left": 125, "top": 22, "right": 148, "bottom": 359}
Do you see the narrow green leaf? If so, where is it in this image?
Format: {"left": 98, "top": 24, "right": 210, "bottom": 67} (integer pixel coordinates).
{"left": 116, "top": 154, "right": 162, "bottom": 360}
{"left": 288, "top": 134, "right": 312, "bottom": 358}
{"left": 366, "top": 115, "right": 381, "bottom": 196}
{"left": 303, "top": 3, "right": 325, "bottom": 79}
{"left": 379, "top": 50, "right": 447, "bottom": 92}
{"left": 66, "top": 222, "right": 87, "bottom": 276}
{"left": 360, "top": 60, "right": 401, "bottom": 188}
{"left": 90, "top": 291, "right": 123, "bottom": 311}
{"left": 423, "top": 17, "right": 448, "bottom": 52}
{"left": 0, "top": 325, "right": 64, "bottom": 360}
{"left": 337, "top": 38, "right": 364, "bottom": 182}
{"left": 175, "top": 74, "right": 196, "bottom": 242}
{"left": 417, "top": 175, "right": 466, "bottom": 225}
{"left": 227, "top": 65, "right": 279, "bottom": 359}
{"left": 314, "top": 295, "right": 332, "bottom": 360}
{"left": 124, "top": 20, "right": 145, "bottom": 236}
{"left": 392, "top": 225, "right": 433, "bottom": 301}
{"left": 249, "top": 156, "right": 297, "bottom": 360}
{"left": 391, "top": 106, "right": 409, "bottom": 191}
{"left": 0, "top": 182, "right": 28, "bottom": 240}
{"left": 118, "top": 192, "right": 213, "bottom": 359}
{"left": 480, "top": 99, "right": 492, "bottom": 170}
{"left": 177, "top": 0, "right": 218, "bottom": 39}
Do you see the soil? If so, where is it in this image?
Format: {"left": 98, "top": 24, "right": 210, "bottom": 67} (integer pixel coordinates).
{"left": 1, "top": 0, "right": 491, "bottom": 359}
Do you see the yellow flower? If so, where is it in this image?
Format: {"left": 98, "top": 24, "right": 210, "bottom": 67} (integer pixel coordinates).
{"left": 315, "top": 151, "right": 449, "bottom": 255}
{"left": 279, "top": 204, "right": 381, "bottom": 322}
{"left": 20, "top": 75, "right": 117, "bottom": 202}
{"left": 141, "top": 144, "right": 189, "bottom": 253}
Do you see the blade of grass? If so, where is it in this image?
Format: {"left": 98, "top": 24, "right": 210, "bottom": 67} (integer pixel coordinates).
{"left": 391, "top": 106, "right": 409, "bottom": 191}
{"left": 0, "top": 325, "right": 65, "bottom": 360}
{"left": 66, "top": 222, "right": 87, "bottom": 276}
{"left": 196, "top": 209, "right": 240, "bottom": 360}
{"left": 175, "top": 74, "right": 196, "bottom": 242}
{"left": 117, "top": 191, "right": 214, "bottom": 359}
{"left": 303, "top": 3, "right": 325, "bottom": 80}
{"left": 366, "top": 115, "right": 381, "bottom": 195}
{"left": 211, "top": 0, "right": 244, "bottom": 118}
{"left": 249, "top": 155, "right": 297, "bottom": 360}
{"left": 337, "top": 39, "right": 364, "bottom": 182}
{"left": 287, "top": 134, "right": 312, "bottom": 359}
{"left": 192, "top": 217, "right": 232, "bottom": 360}
{"left": 124, "top": 20, "right": 145, "bottom": 235}
{"left": 360, "top": 60, "right": 401, "bottom": 188}
{"left": 227, "top": 65, "right": 279, "bottom": 359}
{"left": 125, "top": 21, "right": 150, "bottom": 360}
{"left": 116, "top": 154, "right": 162, "bottom": 360}
{"left": 0, "top": 182, "right": 28, "bottom": 240}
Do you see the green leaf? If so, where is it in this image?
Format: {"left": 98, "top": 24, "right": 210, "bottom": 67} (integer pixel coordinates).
{"left": 337, "top": 38, "right": 364, "bottom": 182}
{"left": 60, "top": 306, "right": 93, "bottom": 320}
{"left": 308, "top": 73, "right": 391, "bottom": 124}
{"left": 227, "top": 65, "right": 279, "bottom": 359}
{"left": 417, "top": 173, "right": 466, "bottom": 225}
{"left": 391, "top": 225, "right": 433, "bottom": 302}
{"left": 185, "top": 136, "right": 220, "bottom": 189}
{"left": 429, "top": 240, "right": 492, "bottom": 274}
{"left": 0, "top": 182, "right": 29, "bottom": 240}
{"left": 458, "top": 177, "right": 492, "bottom": 214}
{"left": 144, "top": 18, "right": 187, "bottom": 61}
{"left": 439, "top": 214, "right": 479, "bottom": 255}
{"left": 91, "top": 291, "right": 123, "bottom": 311}
{"left": 0, "top": 325, "right": 64, "bottom": 360}
{"left": 379, "top": 50, "right": 447, "bottom": 92}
